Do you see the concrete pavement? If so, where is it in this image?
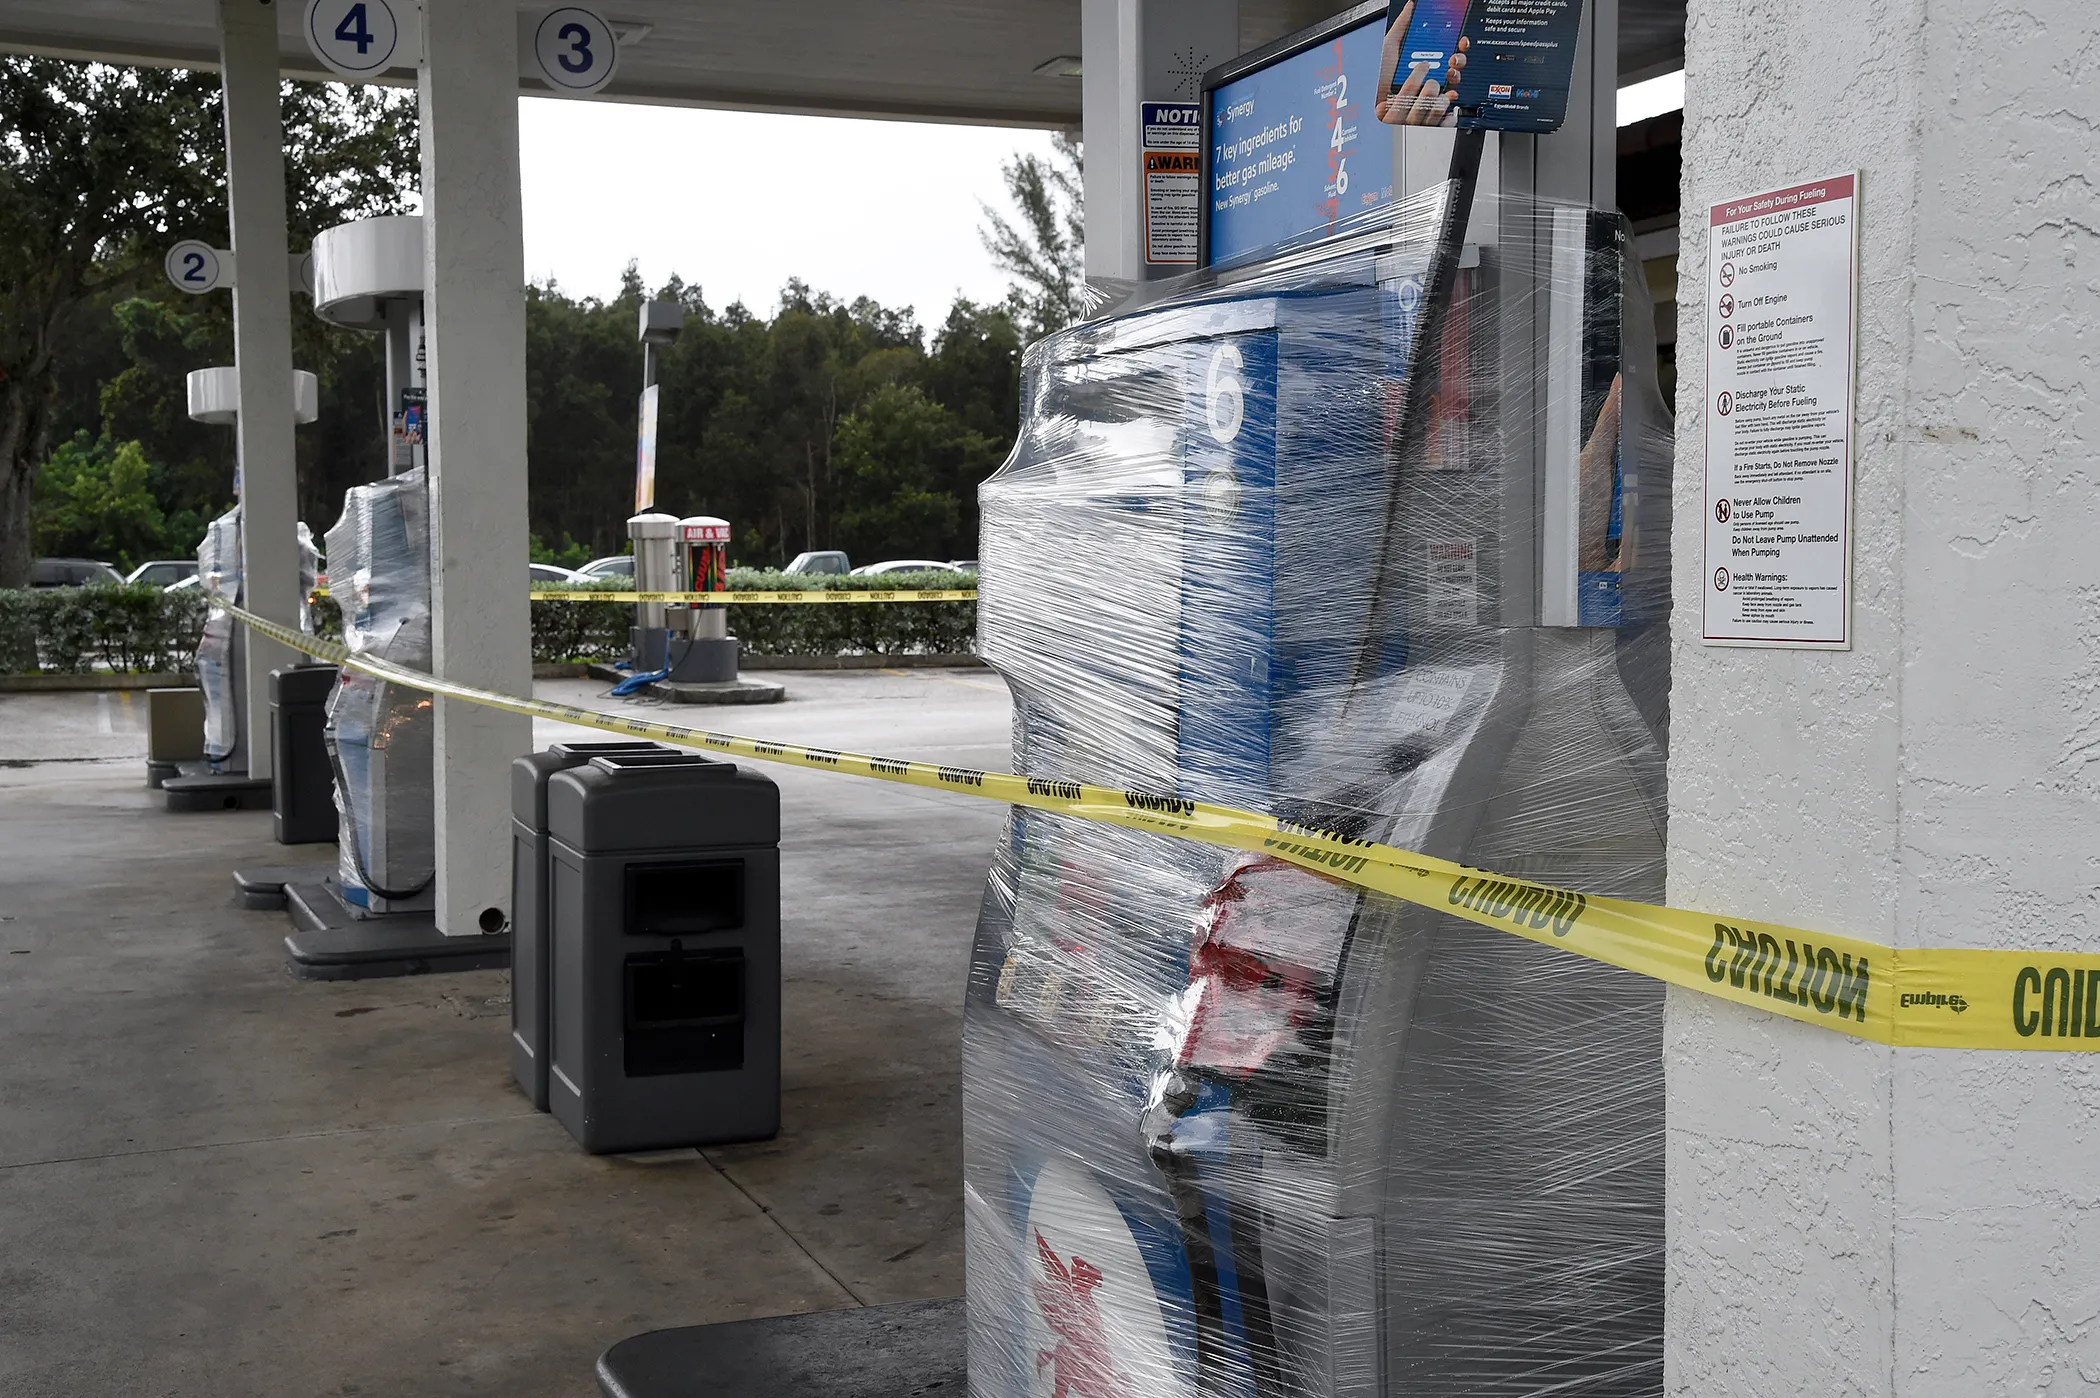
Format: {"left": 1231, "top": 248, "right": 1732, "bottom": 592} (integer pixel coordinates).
{"left": 0, "top": 667, "right": 1009, "bottom": 1396}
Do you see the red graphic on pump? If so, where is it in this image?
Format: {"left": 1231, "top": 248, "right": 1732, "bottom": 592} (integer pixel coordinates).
{"left": 690, "top": 545, "right": 726, "bottom": 593}
{"left": 1175, "top": 854, "right": 1352, "bottom": 1075}
{"left": 1033, "top": 1231, "right": 1135, "bottom": 1398}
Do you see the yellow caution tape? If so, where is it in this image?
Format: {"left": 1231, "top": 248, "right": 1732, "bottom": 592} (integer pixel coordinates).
{"left": 230, "top": 600, "right": 2100, "bottom": 1053}
{"left": 531, "top": 589, "right": 976, "bottom": 604}
{"left": 311, "top": 588, "right": 973, "bottom": 603}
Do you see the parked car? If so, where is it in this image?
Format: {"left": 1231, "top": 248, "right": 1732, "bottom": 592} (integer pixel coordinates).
{"left": 576, "top": 555, "right": 635, "bottom": 580}
{"left": 850, "top": 559, "right": 955, "bottom": 576}
{"left": 784, "top": 550, "right": 850, "bottom": 576}
{"left": 946, "top": 560, "right": 979, "bottom": 574}
{"left": 28, "top": 557, "right": 124, "bottom": 588}
{"left": 164, "top": 575, "right": 203, "bottom": 593}
{"left": 126, "top": 559, "right": 198, "bottom": 589}
{"left": 529, "top": 562, "right": 581, "bottom": 585}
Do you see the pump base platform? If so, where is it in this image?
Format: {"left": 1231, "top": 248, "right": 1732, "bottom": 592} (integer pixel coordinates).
{"left": 145, "top": 759, "right": 180, "bottom": 789}
{"left": 595, "top": 1297, "right": 962, "bottom": 1398}
{"left": 231, "top": 865, "right": 334, "bottom": 911}
{"left": 282, "top": 880, "right": 508, "bottom": 980}
{"left": 161, "top": 770, "right": 273, "bottom": 811}
{"left": 647, "top": 678, "right": 786, "bottom": 705}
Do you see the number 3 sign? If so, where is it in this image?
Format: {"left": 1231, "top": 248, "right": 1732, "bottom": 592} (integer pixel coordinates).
{"left": 304, "top": 0, "right": 405, "bottom": 78}
{"left": 532, "top": 8, "right": 619, "bottom": 95}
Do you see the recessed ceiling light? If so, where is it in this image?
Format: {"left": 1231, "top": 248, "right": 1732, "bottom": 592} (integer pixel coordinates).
{"left": 1032, "top": 55, "right": 1082, "bottom": 78}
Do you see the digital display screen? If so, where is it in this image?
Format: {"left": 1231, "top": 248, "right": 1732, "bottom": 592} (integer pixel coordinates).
{"left": 1206, "top": 13, "right": 1396, "bottom": 268}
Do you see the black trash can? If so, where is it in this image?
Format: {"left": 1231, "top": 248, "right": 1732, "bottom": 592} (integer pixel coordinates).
{"left": 547, "top": 751, "right": 781, "bottom": 1154}
{"left": 271, "top": 663, "right": 340, "bottom": 845}
{"left": 510, "top": 740, "right": 668, "bottom": 1111}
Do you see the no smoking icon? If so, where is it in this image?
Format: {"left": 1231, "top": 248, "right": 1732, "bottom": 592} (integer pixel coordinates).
{"left": 1719, "top": 261, "right": 1736, "bottom": 287}
{"left": 1716, "top": 498, "right": 1732, "bottom": 523}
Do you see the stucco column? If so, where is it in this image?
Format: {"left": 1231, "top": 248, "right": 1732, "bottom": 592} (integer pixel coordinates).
{"left": 1667, "top": 0, "right": 2100, "bottom": 1391}
{"left": 419, "top": 0, "right": 533, "bottom": 937}
{"left": 1080, "top": 0, "right": 1239, "bottom": 283}
{"left": 217, "top": 0, "right": 299, "bottom": 779}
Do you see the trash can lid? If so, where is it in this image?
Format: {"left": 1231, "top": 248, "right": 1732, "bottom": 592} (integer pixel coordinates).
{"left": 513, "top": 742, "right": 670, "bottom": 828}
{"left": 547, "top": 751, "right": 780, "bottom": 852}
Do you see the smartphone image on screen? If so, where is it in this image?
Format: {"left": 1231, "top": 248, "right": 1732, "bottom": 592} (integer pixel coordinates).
{"left": 1390, "top": 0, "right": 1470, "bottom": 74}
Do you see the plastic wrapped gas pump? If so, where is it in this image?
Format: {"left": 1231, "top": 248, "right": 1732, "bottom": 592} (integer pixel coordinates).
{"left": 193, "top": 505, "right": 245, "bottom": 769}
{"left": 962, "top": 185, "right": 1673, "bottom": 1398}
{"left": 191, "top": 511, "right": 328, "bottom": 774}
{"left": 323, "top": 467, "right": 435, "bottom": 914}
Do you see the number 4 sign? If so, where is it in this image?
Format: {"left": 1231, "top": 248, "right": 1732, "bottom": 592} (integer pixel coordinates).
{"left": 304, "top": 0, "right": 410, "bottom": 78}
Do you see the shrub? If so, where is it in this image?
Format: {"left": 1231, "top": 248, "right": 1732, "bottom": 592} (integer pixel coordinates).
{"left": 0, "top": 585, "right": 209, "bottom": 674}
{"left": 529, "top": 569, "right": 977, "bottom": 662}
{"left": 1, "top": 572, "right": 976, "bottom": 675}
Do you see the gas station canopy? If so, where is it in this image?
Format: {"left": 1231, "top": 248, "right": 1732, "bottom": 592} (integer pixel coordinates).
{"left": 2, "top": 0, "right": 1685, "bottom": 128}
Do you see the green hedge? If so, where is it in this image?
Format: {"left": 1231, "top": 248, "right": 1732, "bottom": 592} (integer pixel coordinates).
{"left": 1, "top": 572, "right": 975, "bottom": 674}
{"left": 530, "top": 569, "right": 977, "bottom": 663}
{"left": 0, "top": 585, "right": 211, "bottom": 675}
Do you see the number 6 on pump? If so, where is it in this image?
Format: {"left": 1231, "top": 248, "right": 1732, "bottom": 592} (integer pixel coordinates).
{"left": 532, "top": 8, "right": 619, "bottom": 95}
{"left": 304, "top": 0, "right": 408, "bottom": 78}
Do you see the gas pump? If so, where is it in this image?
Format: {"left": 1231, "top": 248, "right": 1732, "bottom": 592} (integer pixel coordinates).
{"left": 963, "top": 2, "right": 1668, "bottom": 1394}
{"left": 164, "top": 366, "right": 320, "bottom": 808}
{"left": 308, "top": 215, "right": 437, "bottom": 919}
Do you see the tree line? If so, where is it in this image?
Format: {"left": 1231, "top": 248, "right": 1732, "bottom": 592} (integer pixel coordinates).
{"left": 3, "top": 55, "right": 1086, "bottom": 582}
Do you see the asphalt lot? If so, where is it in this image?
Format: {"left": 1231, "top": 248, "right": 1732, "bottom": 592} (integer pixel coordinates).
{"left": 0, "top": 667, "right": 1010, "bottom": 1397}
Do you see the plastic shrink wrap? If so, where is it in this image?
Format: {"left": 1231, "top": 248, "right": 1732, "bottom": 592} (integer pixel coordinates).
{"left": 963, "top": 184, "right": 1673, "bottom": 1398}
{"left": 323, "top": 467, "right": 435, "bottom": 914}
{"left": 297, "top": 520, "right": 322, "bottom": 634}
{"left": 194, "top": 505, "right": 244, "bottom": 768}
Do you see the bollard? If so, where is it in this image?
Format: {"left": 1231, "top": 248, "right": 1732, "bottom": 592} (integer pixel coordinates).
{"left": 546, "top": 751, "right": 781, "bottom": 1153}
{"left": 146, "top": 687, "right": 206, "bottom": 788}
{"left": 508, "top": 739, "right": 668, "bottom": 1111}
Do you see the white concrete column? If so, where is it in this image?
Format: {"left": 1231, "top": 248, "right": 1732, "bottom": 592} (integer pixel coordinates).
{"left": 419, "top": 0, "right": 533, "bottom": 937}
{"left": 1080, "top": 0, "right": 1239, "bottom": 283}
{"left": 217, "top": 0, "right": 299, "bottom": 780}
{"left": 1667, "top": 0, "right": 2100, "bottom": 1392}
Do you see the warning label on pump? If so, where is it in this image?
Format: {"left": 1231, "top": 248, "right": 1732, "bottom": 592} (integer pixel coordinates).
{"left": 1702, "top": 173, "right": 1860, "bottom": 649}
{"left": 1142, "top": 102, "right": 1201, "bottom": 265}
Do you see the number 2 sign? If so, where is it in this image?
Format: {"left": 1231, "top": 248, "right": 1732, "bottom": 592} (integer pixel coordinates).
{"left": 532, "top": 8, "right": 619, "bottom": 95}
{"left": 165, "top": 241, "right": 230, "bottom": 295}
{"left": 304, "top": 0, "right": 405, "bottom": 78}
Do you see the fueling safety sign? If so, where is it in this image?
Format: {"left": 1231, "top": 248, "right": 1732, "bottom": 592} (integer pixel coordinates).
{"left": 1142, "top": 102, "right": 1202, "bottom": 265}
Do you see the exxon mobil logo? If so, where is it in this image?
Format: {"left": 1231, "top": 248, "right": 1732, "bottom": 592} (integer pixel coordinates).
{"left": 1488, "top": 83, "right": 1513, "bottom": 97}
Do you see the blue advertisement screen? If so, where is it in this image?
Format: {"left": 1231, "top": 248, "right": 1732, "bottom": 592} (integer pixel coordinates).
{"left": 1207, "top": 15, "right": 1395, "bottom": 268}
